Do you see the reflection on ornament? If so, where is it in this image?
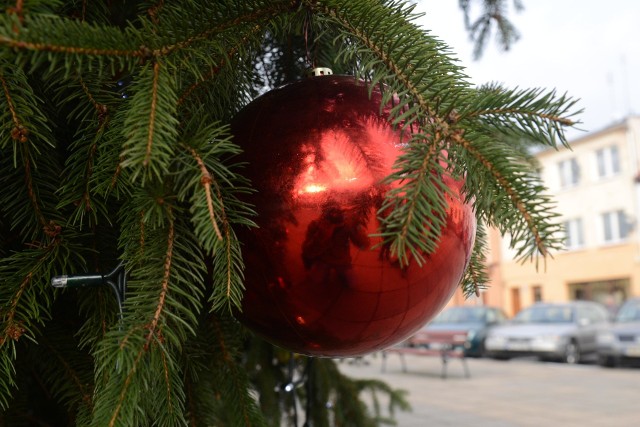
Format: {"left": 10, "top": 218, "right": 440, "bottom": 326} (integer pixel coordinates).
{"left": 232, "top": 75, "right": 476, "bottom": 357}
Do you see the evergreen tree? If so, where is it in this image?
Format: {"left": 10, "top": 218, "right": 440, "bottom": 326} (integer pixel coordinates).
{"left": 0, "top": 1, "right": 579, "bottom": 425}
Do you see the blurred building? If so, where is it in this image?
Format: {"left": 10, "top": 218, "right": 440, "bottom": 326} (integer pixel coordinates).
{"left": 475, "top": 115, "right": 640, "bottom": 316}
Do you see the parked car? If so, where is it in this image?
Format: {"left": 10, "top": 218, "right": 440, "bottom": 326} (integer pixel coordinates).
{"left": 596, "top": 297, "right": 640, "bottom": 367}
{"left": 484, "top": 301, "right": 610, "bottom": 364}
{"left": 421, "top": 305, "right": 508, "bottom": 357}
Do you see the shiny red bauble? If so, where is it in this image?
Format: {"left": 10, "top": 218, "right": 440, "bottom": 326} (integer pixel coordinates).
{"left": 231, "top": 75, "right": 476, "bottom": 357}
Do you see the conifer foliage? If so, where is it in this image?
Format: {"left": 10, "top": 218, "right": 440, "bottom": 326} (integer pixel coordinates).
{"left": 0, "top": 0, "right": 578, "bottom": 425}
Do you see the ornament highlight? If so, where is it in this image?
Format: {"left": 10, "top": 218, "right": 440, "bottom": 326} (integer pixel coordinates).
{"left": 232, "top": 75, "right": 476, "bottom": 357}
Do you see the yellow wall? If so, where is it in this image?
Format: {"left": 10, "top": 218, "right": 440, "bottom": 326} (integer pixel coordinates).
{"left": 481, "top": 117, "right": 640, "bottom": 317}
{"left": 496, "top": 239, "right": 640, "bottom": 316}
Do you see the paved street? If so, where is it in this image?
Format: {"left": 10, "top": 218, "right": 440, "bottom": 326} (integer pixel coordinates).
{"left": 339, "top": 354, "right": 640, "bottom": 426}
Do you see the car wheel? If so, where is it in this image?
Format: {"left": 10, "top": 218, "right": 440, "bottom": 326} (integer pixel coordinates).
{"left": 477, "top": 341, "right": 486, "bottom": 358}
{"left": 490, "top": 353, "right": 511, "bottom": 361}
{"left": 563, "top": 341, "right": 580, "bottom": 364}
{"left": 597, "top": 355, "right": 618, "bottom": 368}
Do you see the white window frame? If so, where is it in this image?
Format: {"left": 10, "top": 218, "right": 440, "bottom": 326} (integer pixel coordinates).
{"left": 562, "top": 218, "right": 584, "bottom": 250}
{"left": 601, "top": 210, "right": 630, "bottom": 244}
{"left": 595, "top": 145, "right": 620, "bottom": 179}
{"left": 558, "top": 157, "right": 580, "bottom": 188}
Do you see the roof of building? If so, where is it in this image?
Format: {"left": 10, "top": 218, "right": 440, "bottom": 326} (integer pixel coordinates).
{"left": 536, "top": 114, "right": 640, "bottom": 158}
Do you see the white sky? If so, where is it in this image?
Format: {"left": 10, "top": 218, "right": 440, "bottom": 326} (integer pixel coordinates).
{"left": 414, "top": 0, "right": 640, "bottom": 140}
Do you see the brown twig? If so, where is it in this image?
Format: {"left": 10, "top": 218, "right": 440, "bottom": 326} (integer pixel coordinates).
{"left": 146, "top": 210, "right": 174, "bottom": 345}
{"left": 1, "top": 272, "right": 31, "bottom": 344}
{"left": 143, "top": 61, "right": 161, "bottom": 167}
{"left": 468, "top": 107, "right": 576, "bottom": 126}
{"left": 0, "top": 72, "right": 28, "bottom": 143}
{"left": 185, "top": 146, "right": 223, "bottom": 241}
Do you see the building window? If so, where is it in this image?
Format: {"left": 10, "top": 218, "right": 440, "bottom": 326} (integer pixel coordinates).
{"left": 568, "top": 279, "right": 629, "bottom": 307}
{"left": 596, "top": 145, "right": 620, "bottom": 178}
{"left": 532, "top": 285, "right": 543, "bottom": 303}
{"left": 562, "top": 218, "right": 584, "bottom": 250}
{"left": 558, "top": 158, "right": 580, "bottom": 188}
{"left": 601, "top": 210, "right": 630, "bottom": 243}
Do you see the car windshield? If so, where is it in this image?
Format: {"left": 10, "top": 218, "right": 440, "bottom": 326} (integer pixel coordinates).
{"left": 431, "top": 307, "right": 487, "bottom": 324}
{"left": 615, "top": 301, "right": 640, "bottom": 322}
{"left": 514, "top": 306, "right": 574, "bottom": 324}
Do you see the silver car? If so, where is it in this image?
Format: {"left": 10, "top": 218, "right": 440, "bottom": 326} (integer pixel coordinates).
{"left": 596, "top": 298, "right": 640, "bottom": 367}
{"left": 485, "top": 301, "right": 610, "bottom": 364}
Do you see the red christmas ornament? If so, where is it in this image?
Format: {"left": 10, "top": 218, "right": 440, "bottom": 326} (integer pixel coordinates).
{"left": 232, "top": 75, "right": 476, "bottom": 357}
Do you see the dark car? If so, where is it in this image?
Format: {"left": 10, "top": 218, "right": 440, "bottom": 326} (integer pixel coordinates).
{"left": 596, "top": 298, "right": 640, "bottom": 367}
{"left": 421, "top": 305, "right": 508, "bottom": 357}
{"left": 485, "top": 301, "right": 610, "bottom": 364}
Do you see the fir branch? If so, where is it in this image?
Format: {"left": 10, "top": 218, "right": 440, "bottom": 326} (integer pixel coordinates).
{"left": 179, "top": 316, "right": 267, "bottom": 425}
{"left": 0, "top": 61, "right": 61, "bottom": 242}
{"left": 184, "top": 145, "right": 223, "bottom": 241}
{"left": 211, "top": 319, "right": 245, "bottom": 415}
{"left": 311, "top": 0, "right": 575, "bottom": 270}
{"left": 99, "top": 319, "right": 186, "bottom": 425}
{"left": 160, "top": 349, "right": 175, "bottom": 416}
{"left": 173, "top": 120, "right": 255, "bottom": 312}
{"left": 142, "top": 0, "right": 297, "bottom": 58}
{"left": 91, "top": 111, "right": 130, "bottom": 199}
{"left": 2, "top": 271, "right": 32, "bottom": 344}
{"left": 0, "top": 235, "right": 86, "bottom": 410}
{"left": 22, "top": 147, "right": 47, "bottom": 229}
{"left": 50, "top": 72, "right": 115, "bottom": 229}
{"left": 56, "top": 108, "right": 108, "bottom": 228}
{"left": 106, "top": 339, "right": 148, "bottom": 427}
{"left": 207, "top": 180, "right": 252, "bottom": 313}
{"left": 157, "top": 352, "right": 184, "bottom": 418}
{"left": 0, "top": 1, "right": 297, "bottom": 82}
{"left": 310, "top": 0, "right": 470, "bottom": 264}
{"left": 456, "top": 131, "right": 548, "bottom": 255}
{"left": 0, "top": 242, "right": 73, "bottom": 352}
{"left": 119, "top": 60, "right": 179, "bottom": 184}
{"left": 47, "top": 70, "right": 124, "bottom": 206}
{"left": 0, "top": 36, "right": 143, "bottom": 58}
{"left": 313, "top": 0, "right": 441, "bottom": 118}
{"left": 36, "top": 332, "right": 94, "bottom": 415}
{"left": 456, "top": 130, "right": 564, "bottom": 267}
{"left": 308, "top": 357, "right": 410, "bottom": 426}
{"left": 146, "top": 206, "right": 175, "bottom": 348}
{"left": 75, "top": 287, "right": 119, "bottom": 352}
{"left": 0, "top": 13, "right": 145, "bottom": 61}
{"left": 376, "top": 135, "right": 448, "bottom": 266}
{"left": 0, "top": 60, "right": 52, "bottom": 146}
{"left": 0, "top": 2, "right": 584, "bottom": 424}
{"left": 94, "top": 195, "right": 206, "bottom": 425}
{"left": 144, "top": 61, "right": 161, "bottom": 167}
{"left": 7, "top": 0, "right": 25, "bottom": 24}
{"left": 0, "top": 72, "right": 28, "bottom": 144}
{"left": 460, "top": 0, "right": 524, "bottom": 60}
{"left": 461, "top": 222, "right": 490, "bottom": 298}
{"left": 175, "top": 27, "right": 261, "bottom": 108}
{"left": 462, "top": 83, "right": 581, "bottom": 147}
{"left": 78, "top": 75, "right": 109, "bottom": 124}
{"left": 209, "top": 316, "right": 267, "bottom": 427}
{"left": 204, "top": 185, "right": 249, "bottom": 313}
